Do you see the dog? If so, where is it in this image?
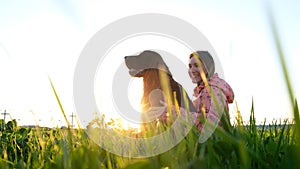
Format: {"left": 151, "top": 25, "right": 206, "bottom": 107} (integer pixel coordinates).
{"left": 125, "top": 50, "right": 196, "bottom": 133}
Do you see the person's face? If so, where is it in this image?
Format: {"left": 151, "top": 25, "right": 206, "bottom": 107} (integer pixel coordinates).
{"left": 188, "top": 56, "right": 203, "bottom": 84}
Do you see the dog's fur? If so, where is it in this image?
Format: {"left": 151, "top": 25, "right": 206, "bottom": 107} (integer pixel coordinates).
{"left": 139, "top": 69, "right": 181, "bottom": 112}
{"left": 125, "top": 50, "right": 195, "bottom": 132}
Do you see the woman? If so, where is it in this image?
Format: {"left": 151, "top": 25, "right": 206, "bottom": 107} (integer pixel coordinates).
{"left": 188, "top": 51, "right": 234, "bottom": 138}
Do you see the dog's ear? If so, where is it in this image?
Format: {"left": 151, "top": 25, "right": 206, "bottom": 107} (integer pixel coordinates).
{"left": 135, "top": 69, "right": 146, "bottom": 77}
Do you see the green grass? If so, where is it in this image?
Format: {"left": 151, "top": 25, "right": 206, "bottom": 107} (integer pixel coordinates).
{"left": 0, "top": 109, "right": 299, "bottom": 169}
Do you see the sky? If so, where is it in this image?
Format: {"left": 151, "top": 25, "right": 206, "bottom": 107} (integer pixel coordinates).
{"left": 0, "top": 0, "right": 299, "bottom": 127}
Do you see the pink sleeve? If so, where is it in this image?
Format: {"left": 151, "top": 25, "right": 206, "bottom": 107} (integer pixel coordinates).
{"left": 220, "top": 79, "right": 234, "bottom": 103}
{"left": 205, "top": 86, "right": 227, "bottom": 121}
{"left": 197, "top": 86, "right": 227, "bottom": 132}
{"left": 195, "top": 87, "right": 228, "bottom": 142}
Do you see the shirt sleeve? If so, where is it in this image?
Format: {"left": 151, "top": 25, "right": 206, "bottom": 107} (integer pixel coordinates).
{"left": 196, "top": 86, "right": 228, "bottom": 136}
{"left": 204, "top": 86, "right": 227, "bottom": 122}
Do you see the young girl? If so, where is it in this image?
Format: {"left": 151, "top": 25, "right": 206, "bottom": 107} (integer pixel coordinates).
{"left": 188, "top": 51, "right": 234, "bottom": 141}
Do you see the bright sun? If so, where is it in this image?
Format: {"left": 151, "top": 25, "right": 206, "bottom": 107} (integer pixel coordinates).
{"left": 95, "top": 72, "right": 144, "bottom": 131}
{"left": 111, "top": 78, "right": 143, "bottom": 131}
{"left": 128, "top": 78, "right": 144, "bottom": 113}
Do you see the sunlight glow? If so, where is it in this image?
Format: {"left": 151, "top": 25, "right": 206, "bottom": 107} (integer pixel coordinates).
{"left": 1, "top": 1, "right": 298, "bottom": 127}
{"left": 128, "top": 78, "right": 144, "bottom": 113}
{"left": 98, "top": 78, "right": 144, "bottom": 131}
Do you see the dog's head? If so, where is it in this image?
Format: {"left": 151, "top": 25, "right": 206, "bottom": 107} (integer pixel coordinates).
{"left": 125, "top": 50, "right": 171, "bottom": 77}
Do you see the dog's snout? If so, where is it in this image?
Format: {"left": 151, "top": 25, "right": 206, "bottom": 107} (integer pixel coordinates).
{"left": 124, "top": 56, "right": 128, "bottom": 59}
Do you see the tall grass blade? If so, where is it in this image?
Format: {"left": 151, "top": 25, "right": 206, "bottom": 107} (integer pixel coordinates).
{"left": 266, "top": 5, "right": 295, "bottom": 106}
{"left": 48, "top": 77, "right": 70, "bottom": 128}
{"left": 266, "top": 4, "right": 300, "bottom": 168}
{"left": 275, "top": 120, "right": 287, "bottom": 159}
{"left": 258, "top": 119, "right": 266, "bottom": 145}
{"left": 75, "top": 116, "right": 82, "bottom": 129}
{"left": 294, "top": 100, "right": 300, "bottom": 141}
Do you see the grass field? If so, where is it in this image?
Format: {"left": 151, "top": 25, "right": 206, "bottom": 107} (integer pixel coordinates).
{"left": 1, "top": 75, "right": 300, "bottom": 168}
{"left": 0, "top": 106, "right": 300, "bottom": 169}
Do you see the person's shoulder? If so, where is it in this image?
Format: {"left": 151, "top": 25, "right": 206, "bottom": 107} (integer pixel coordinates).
{"left": 209, "top": 73, "right": 232, "bottom": 87}
{"left": 202, "top": 85, "right": 221, "bottom": 96}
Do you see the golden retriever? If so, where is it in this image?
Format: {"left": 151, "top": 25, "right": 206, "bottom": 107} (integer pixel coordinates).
{"left": 125, "top": 50, "right": 195, "bottom": 133}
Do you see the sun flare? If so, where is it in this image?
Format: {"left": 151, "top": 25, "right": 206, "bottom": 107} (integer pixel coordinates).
{"left": 116, "top": 78, "right": 144, "bottom": 131}
{"left": 127, "top": 78, "right": 144, "bottom": 113}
